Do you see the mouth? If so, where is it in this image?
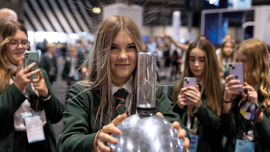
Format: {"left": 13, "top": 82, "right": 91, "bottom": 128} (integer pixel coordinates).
{"left": 116, "top": 64, "right": 130, "bottom": 68}
{"left": 194, "top": 69, "right": 201, "bottom": 72}
{"left": 15, "top": 52, "right": 24, "bottom": 57}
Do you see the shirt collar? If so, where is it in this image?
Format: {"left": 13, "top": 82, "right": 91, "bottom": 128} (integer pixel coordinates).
{"left": 9, "top": 63, "right": 18, "bottom": 73}
{"left": 111, "top": 75, "right": 133, "bottom": 95}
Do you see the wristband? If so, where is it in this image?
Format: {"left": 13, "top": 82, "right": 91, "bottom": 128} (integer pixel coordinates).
{"left": 94, "top": 129, "right": 102, "bottom": 151}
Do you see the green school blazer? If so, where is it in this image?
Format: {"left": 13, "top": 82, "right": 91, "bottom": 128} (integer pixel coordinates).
{"left": 58, "top": 83, "right": 190, "bottom": 152}
{"left": 0, "top": 68, "right": 64, "bottom": 152}
{"left": 221, "top": 93, "right": 270, "bottom": 152}
{"left": 167, "top": 84, "right": 223, "bottom": 152}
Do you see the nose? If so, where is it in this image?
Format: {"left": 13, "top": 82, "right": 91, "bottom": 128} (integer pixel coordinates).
{"left": 119, "top": 49, "right": 128, "bottom": 60}
{"left": 194, "top": 59, "right": 199, "bottom": 66}
{"left": 17, "top": 43, "right": 23, "bottom": 49}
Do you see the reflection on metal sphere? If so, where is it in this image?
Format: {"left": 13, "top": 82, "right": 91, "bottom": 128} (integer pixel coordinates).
{"left": 107, "top": 113, "right": 186, "bottom": 152}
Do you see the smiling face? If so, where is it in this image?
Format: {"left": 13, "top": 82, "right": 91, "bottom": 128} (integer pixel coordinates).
{"left": 223, "top": 41, "right": 234, "bottom": 57}
{"left": 189, "top": 47, "right": 205, "bottom": 81}
{"left": 5, "top": 30, "right": 28, "bottom": 66}
{"left": 110, "top": 30, "right": 137, "bottom": 86}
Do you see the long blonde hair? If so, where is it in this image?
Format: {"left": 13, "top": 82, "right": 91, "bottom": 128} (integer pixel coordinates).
{"left": 0, "top": 21, "right": 28, "bottom": 94}
{"left": 236, "top": 39, "right": 270, "bottom": 112}
{"left": 80, "top": 15, "right": 143, "bottom": 128}
{"left": 172, "top": 39, "right": 222, "bottom": 117}
{"left": 218, "top": 40, "right": 235, "bottom": 72}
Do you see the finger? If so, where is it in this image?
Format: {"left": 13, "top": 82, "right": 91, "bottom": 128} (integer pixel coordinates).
{"left": 183, "top": 137, "right": 190, "bottom": 149}
{"left": 98, "top": 132, "right": 118, "bottom": 145}
{"left": 241, "top": 92, "right": 247, "bottom": 98}
{"left": 180, "top": 88, "right": 187, "bottom": 95}
{"left": 111, "top": 113, "right": 127, "bottom": 126}
{"left": 102, "top": 124, "right": 121, "bottom": 135}
{"left": 225, "top": 75, "right": 234, "bottom": 83}
{"left": 25, "top": 69, "right": 40, "bottom": 78}
{"left": 38, "top": 70, "right": 44, "bottom": 80}
{"left": 196, "top": 85, "right": 199, "bottom": 91}
{"left": 31, "top": 77, "right": 40, "bottom": 83}
{"left": 242, "top": 86, "right": 255, "bottom": 92}
{"left": 185, "top": 90, "right": 200, "bottom": 98}
{"left": 23, "top": 62, "right": 37, "bottom": 74}
{"left": 172, "top": 121, "right": 181, "bottom": 131}
{"left": 229, "top": 84, "right": 243, "bottom": 90}
{"left": 97, "top": 139, "right": 111, "bottom": 152}
{"left": 185, "top": 96, "right": 197, "bottom": 103}
{"left": 17, "top": 56, "right": 24, "bottom": 71}
{"left": 156, "top": 112, "right": 164, "bottom": 118}
{"left": 227, "top": 80, "right": 242, "bottom": 87}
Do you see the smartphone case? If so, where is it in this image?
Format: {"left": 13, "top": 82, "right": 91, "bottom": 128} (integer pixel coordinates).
{"left": 229, "top": 63, "right": 244, "bottom": 92}
{"left": 183, "top": 77, "right": 197, "bottom": 103}
{"left": 24, "top": 51, "right": 39, "bottom": 79}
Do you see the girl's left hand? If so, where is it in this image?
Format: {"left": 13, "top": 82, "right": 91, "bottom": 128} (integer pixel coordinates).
{"left": 241, "top": 82, "right": 264, "bottom": 122}
{"left": 241, "top": 82, "right": 258, "bottom": 106}
{"left": 156, "top": 112, "right": 190, "bottom": 151}
{"left": 184, "top": 85, "right": 202, "bottom": 109}
{"left": 31, "top": 71, "right": 49, "bottom": 98}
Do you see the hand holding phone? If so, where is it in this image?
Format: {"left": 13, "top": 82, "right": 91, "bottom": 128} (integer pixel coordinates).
{"left": 24, "top": 51, "right": 39, "bottom": 79}
{"left": 229, "top": 63, "right": 244, "bottom": 92}
{"left": 183, "top": 77, "right": 197, "bottom": 103}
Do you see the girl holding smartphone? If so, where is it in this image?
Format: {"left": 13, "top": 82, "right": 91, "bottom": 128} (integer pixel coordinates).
{"left": 58, "top": 15, "right": 190, "bottom": 152}
{"left": 167, "top": 39, "right": 223, "bottom": 152}
{"left": 0, "top": 21, "right": 64, "bottom": 152}
{"left": 222, "top": 39, "right": 270, "bottom": 152}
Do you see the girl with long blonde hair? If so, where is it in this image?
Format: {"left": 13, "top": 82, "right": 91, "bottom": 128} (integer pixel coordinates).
{"left": 0, "top": 21, "right": 64, "bottom": 152}
{"left": 167, "top": 39, "right": 223, "bottom": 152}
{"left": 222, "top": 39, "right": 270, "bottom": 152}
{"left": 58, "top": 15, "right": 190, "bottom": 152}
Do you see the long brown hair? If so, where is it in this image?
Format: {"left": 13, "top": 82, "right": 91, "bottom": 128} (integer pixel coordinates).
{"left": 236, "top": 39, "right": 270, "bottom": 112}
{"left": 218, "top": 40, "right": 235, "bottom": 72}
{"left": 172, "top": 39, "right": 222, "bottom": 117}
{"left": 0, "top": 21, "right": 28, "bottom": 93}
{"left": 79, "top": 15, "right": 143, "bottom": 128}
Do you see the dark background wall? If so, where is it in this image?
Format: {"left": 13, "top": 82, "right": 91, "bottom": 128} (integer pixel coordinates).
{"left": 0, "top": 0, "right": 24, "bottom": 23}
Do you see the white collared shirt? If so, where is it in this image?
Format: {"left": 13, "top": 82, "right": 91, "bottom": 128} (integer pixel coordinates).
{"left": 111, "top": 76, "right": 134, "bottom": 115}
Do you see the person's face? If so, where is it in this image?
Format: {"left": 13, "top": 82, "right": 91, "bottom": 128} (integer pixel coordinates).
{"left": 6, "top": 30, "right": 28, "bottom": 66}
{"left": 236, "top": 51, "right": 248, "bottom": 73}
{"left": 223, "top": 42, "right": 234, "bottom": 57}
{"left": 110, "top": 31, "right": 137, "bottom": 85}
{"left": 189, "top": 48, "right": 205, "bottom": 79}
{"left": 48, "top": 47, "right": 56, "bottom": 54}
{"left": 70, "top": 51, "right": 78, "bottom": 57}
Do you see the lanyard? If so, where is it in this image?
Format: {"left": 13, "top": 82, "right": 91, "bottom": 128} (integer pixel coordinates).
{"left": 24, "top": 83, "right": 40, "bottom": 112}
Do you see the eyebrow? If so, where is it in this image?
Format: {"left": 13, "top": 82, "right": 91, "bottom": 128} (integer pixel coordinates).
{"left": 111, "top": 43, "right": 135, "bottom": 46}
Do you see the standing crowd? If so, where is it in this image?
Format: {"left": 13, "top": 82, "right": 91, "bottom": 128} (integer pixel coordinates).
{"left": 0, "top": 8, "right": 270, "bottom": 152}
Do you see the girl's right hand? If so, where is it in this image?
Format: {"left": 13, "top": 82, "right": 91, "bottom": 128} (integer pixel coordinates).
{"left": 97, "top": 114, "right": 127, "bottom": 152}
{"left": 177, "top": 87, "right": 188, "bottom": 109}
{"left": 223, "top": 75, "right": 242, "bottom": 112}
{"left": 13, "top": 57, "right": 40, "bottom": 91}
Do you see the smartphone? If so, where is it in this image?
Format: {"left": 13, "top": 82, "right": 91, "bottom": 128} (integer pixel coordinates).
{"left": 24, "top": 51, "right": 39, "bottom": 79}
{"left": 229, "top": 63, "right": 244, "bottom": 92}
{"left": 183, "top": 77, "right": 197, "bottom": 103}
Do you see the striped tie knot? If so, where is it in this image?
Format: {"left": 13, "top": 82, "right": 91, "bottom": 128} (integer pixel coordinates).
{"left": 114, "top": 89, "right": 128, "bottom": 115}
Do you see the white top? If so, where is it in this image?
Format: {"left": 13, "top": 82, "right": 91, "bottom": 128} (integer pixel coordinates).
{"left": 111, "top": 76, "right": 134, "bottom": 115}
{"left": 9, "top": 63, "right": 47, "bottom": 131}
{"left": 68, "top": 57, "right": 78, "bottom": 77}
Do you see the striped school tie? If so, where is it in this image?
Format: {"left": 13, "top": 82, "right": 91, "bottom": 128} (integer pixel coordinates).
{"left": 114, "top": 88, "right": 128, "bottom": 116}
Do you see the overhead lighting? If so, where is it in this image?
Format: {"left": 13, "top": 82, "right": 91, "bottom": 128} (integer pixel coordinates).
{"left": 93, "top": 7, "right": 101, "bottom": 14}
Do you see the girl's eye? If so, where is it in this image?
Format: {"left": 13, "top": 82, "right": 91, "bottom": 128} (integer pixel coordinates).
{"left": 189, "top": 59, "right": 195, "bottom": 62}
{"left": 111, "top": 46, "right": 118, "bottom": 50}
{"left": 200, "top": 59, "right": 205, "bottom": 62}
{"left": 127, "top": 46, "right": 136, "bottom": 50}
